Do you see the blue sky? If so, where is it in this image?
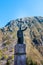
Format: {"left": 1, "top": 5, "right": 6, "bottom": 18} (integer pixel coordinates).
{"left": 0, "top": 0, "right": 43, "bottom": 28}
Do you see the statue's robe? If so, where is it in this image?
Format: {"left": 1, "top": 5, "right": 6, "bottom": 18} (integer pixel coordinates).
{"left": 17, "top": 30, "right": 23, "bottom": 44}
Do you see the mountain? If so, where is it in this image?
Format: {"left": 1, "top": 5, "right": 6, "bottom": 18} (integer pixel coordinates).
{"left": 0, "top": 16, "right": 43, "bottom": 65}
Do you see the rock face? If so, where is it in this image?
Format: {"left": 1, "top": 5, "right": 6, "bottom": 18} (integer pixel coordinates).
{"left": 0, "top": 16, "right": 43, "bottom": 65}
{"left": 14, "top": 44, "right": 26, "bottom": 65}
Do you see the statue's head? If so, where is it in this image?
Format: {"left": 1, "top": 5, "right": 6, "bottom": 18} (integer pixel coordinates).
{"left": 20, "top": 18, "right": 22, "bottom": 21}
{"left": 18, "top": 18, "right": 22, "bottom": 30}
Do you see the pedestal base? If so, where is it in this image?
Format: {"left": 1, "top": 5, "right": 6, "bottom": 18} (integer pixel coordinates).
{"left": 14, "top": 44, "right": 26, "bottom": 65}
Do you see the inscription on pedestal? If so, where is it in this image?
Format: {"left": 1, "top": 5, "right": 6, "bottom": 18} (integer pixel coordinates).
{"left": 14, "top": 44, "right": 26, "bottom": 54}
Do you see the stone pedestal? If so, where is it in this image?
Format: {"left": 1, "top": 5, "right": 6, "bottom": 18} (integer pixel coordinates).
{"left": 14, "top": 44, "right": 26, "bottom": 65}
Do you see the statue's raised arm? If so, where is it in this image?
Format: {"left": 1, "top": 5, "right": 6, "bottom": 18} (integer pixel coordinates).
{"left": 22, "top": 27, "right": 27, "bottom": 31}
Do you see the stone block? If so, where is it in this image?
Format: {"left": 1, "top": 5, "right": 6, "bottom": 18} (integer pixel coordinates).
{"left": 14, "top": 44, "right": 26, "bottom": 65}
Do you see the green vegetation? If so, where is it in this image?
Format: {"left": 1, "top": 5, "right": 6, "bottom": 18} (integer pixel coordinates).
{"left": 26, "top": 57, "right": 37, "bottom": 65}
{"left": 0, "top": 50, "right": 3, "bottom": 59}
{"left": 4, "top": 55, "right": 8, "bottom": 59}
{"left": 11, "top": 55, "right": 14, "bottom": 60}
{"left": 5, "top": 40, "right": 11, "bottom": 45}
{"left": 3, "top": 47, "right": 8, "bottom": 52}
{"left": 11, "top": 31, "right": 17, "bottom": 39}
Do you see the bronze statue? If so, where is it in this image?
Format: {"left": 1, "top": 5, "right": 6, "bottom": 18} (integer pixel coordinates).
{"left": 17, "top": 19, "right": 27, "bottom": 44}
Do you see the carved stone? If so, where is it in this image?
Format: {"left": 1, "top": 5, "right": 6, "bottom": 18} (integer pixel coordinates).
{"left": 14, "top": 44, "right": 26, "bottom": 65}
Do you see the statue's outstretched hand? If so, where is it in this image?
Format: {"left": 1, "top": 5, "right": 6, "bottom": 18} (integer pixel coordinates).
{"left": 22, "top": 27, "right": 27, "bottom": 31}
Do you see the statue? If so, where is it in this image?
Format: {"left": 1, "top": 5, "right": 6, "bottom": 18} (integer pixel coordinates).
{"left": 14, "top": 19, "right": 27, "bottom": 65}
{"left": 17, "top": 19, "right": 27, "bottom": 44}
